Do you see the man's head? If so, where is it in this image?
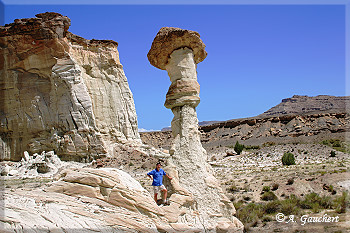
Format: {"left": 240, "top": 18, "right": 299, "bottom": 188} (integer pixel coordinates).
{"left": 156, "top": 162, "right": 161, "bottom": 170}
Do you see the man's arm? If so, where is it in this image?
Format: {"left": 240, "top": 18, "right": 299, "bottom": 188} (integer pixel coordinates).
{"left": 165, "top": 174, "right": 172, "bottom": 180}
{"left": 147, "top": 170, "right": 154, "bottom": 181}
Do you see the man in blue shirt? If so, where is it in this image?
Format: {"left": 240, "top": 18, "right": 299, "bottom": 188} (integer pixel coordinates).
{"left": 147, "top": 162, "right": 172, "bottom": 205}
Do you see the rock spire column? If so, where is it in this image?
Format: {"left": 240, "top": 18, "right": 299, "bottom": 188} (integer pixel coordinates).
{"left": 148, "top": 27, "right": 243, "bottom": 232}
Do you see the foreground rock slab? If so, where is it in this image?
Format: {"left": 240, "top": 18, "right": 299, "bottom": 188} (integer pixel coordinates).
{"left": 1, "top": 167, "right": 241, "bottom": 232}
{"left": 2, "top": 167, "right": 222, "bottom": 232}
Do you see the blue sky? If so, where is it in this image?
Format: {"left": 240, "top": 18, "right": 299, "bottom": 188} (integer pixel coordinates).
{"left": 1, "top": 1, "right": 347, "bottom": 131}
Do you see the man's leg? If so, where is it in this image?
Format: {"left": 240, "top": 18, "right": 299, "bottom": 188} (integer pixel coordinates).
{"left": 154, "top": 193, "right": 158, "bottom": 203}
{"left": 162, "top": 188, "right": 167, "bottom": 204}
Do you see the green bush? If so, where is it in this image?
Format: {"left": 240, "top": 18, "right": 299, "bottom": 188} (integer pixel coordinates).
{"left": 328, "top": 185, "right": 334, "bottom": 193}
{"left": 300, "top": 193, "right": 333, "bottom": 211}
{"left": 227, "top": 185, "right": 240, "bottom": 193}
{"left": 264, "top": 201, "right": 280, "bottom": 214}
{"left": 262, "top": 142, "right": 276, "bottom": 147}
{"left": 243, "top": 196, "right": 251, "bottom": 201}
{"left": 234, "top": 141, "right": 245, "bottom": 155}
{"left": 321, "top": 139, "right": 350, "bottom": 153}
{"left": 330, "top": 151, "right": 336, "bottom": 157}
{"left": 333, "top": 140, "right": 342, "bottom": 147}
{"left": 262, "top": 186, "right": 270, "bottom": 192}
{"left": 261, "top": 191, "right": 278, "bottom": 201}
{"left": 262, "top": 216, "right": 272, "bottom": 222}
{"left": 234, "top": 202, "right": 264, "bottom": 226}
{"left": 280, "top": 196, "right": 301, "bottom": 215}
{"left": 282, "top": 152, "right": 296, "bottom": 166}
{"left": 334, "top": 191, "right": 349, "bottom": 214}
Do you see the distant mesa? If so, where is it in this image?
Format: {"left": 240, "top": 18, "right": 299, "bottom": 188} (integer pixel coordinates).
{"left": 258, "top": 95, "right": 349, "bottom": 118}
{"left": 156, "top": 95, "right": 349, "bottom": 131}
{"left": 140, "top": 94, "right": 349, "bottom": 154}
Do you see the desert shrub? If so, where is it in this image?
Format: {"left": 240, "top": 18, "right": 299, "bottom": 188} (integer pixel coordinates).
{"left": 282, "top": 152, "right": 295, "bottom": 166}
{"left": 262, "top": 216, "right": 272, "bottom": 222}
{"left": 261, "top": 191, "right": 278, "bottom": 201}
{"left": 300, "top": 193, "right": 333, "bottom": 212}
{"left": 321, "top": 140, "right": 330, "bottom": 146}
{"left": 272, "top": 183, "right": 279, "bottom": 191}
{"left": 318, "top": 196, "right": 333, "bottom": 209}
{"left": 234, "top": 202, "right": 264, "bottom": 226}
{"left": 262, "top": 142, "right": 276, "bottom": 147}
{"left": 322, "top": 139, "right": 341, "bottom": 146}
{"left": 245, "top": 145, "right": 260, "bottom": 150}
{"left": 262, "top": 186, "right": 270, "bottom": 192}
{"left": 320, "top": 171, "right": 327, "bottom": 176}
{"left": 243, "top": 196, "right": 251, "bottom": 201}
{"left": 322, "top": 139, "right": 350, "bottom": 153}
{"left": 233, "top": 200, "right": 244, "bottom": 210}
{"left": 234, "top": 141, "right": 245, "bottom": 155}
{"left": 280, "top": 196, "right": 301, "bottom": 215}
{"left": 264, "top": 200, "right": 280, "bottom": 214}
{"left": 287, "top": 178, "right": 294, "bottom": 185}
{"left": 328, "top": 185, "right": 334, "bottom": 193}
{"left": 227, "top": 185, "right": 240, "bottom": 193}
{"left": 332, "top": 140, "right": 342, "bottom": 147}
{"left": 334, "top": 191, "right": 349, "bottom": 214}
{"left": 330, "top": 151, "right": 336, "bottom": 157}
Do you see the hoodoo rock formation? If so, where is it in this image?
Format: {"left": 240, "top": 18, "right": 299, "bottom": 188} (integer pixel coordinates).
{"left": 0, "top": 12, "right": 140, "bottom": 161}
{"left": 148, "top": 27, "right": 243, "bottom": 232}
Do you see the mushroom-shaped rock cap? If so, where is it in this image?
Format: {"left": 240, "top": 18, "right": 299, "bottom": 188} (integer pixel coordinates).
{"left": 147, "top": 27, "right": 207, "bottom": 70}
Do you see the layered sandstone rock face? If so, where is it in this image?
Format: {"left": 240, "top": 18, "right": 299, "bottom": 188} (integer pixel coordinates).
{"left": 1, "top": 167, "right": 168, "bottom": 232}
{"left": 2, "top": 166, "right": 238, "bottom": 232}
{"left": 0, "top": 12, "right": 140, "bottom": 161}
{"left": 148, "top": 27, "right": 243, "bottom": 232}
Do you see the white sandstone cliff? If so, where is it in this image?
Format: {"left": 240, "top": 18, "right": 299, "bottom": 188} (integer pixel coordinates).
{"left": 0, "top": 12, "right": 140, "bottom": 161}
